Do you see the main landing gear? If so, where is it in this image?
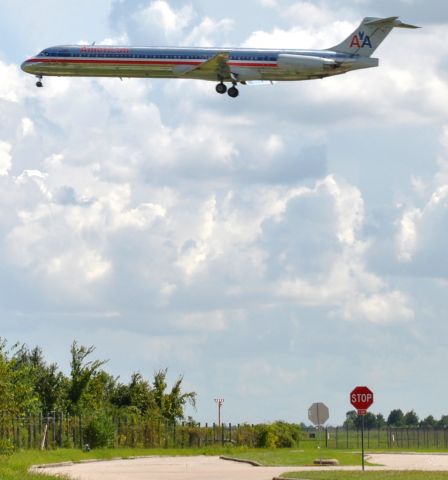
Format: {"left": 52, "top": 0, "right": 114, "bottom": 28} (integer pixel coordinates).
{"left": 215, "top": 82, "right": 239, "bottom": 98}
{"left": 35, "top": 75, "right": 43, "bottom": 88}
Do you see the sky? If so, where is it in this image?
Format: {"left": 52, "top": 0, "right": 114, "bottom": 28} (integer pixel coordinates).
{"left": 0, "top": 0, "right": 447, "bottom": 426}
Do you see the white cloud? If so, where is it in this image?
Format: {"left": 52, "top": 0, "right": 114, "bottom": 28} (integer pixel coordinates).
{"left": 2, "top": 0, "right": 448, "bottom": 424}
{"left": 342, "top": 290, "right": 414, "bottom": 324}
{"left": 282, "top": 1, "right": 334, "bottom": 26}
{"left": 239, "top": 360, "right": 304, "bottom": 396}
{"left": 274, "top": 176, "right": 413, "bottom": 324}
{"left": 183, "top": 17, "right": 235, "bottom": 46}
{"left": 0, "top": 141, "right": 12, "bottom": 176}
{"left": 0, "top": 61, "right": 28, "bottom": 103}
{"left": 395, "top": 126, "right": 448, "bottom": 267}
{"left": 258, "top": 0, "right": 278, "bottom": 7}
{"left": 396, "top": 207, "right": 422, "bottom": 262}
{"left": 175, "top": 311, "right": 229, "bottom": 332}
{"left": 139, "top": 0, "right": 195, "bottom": 33}
{"left": 20, "top": 118, "right": 35, "bottom": 137}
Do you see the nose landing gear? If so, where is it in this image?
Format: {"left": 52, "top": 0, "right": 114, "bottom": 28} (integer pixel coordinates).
{"left": 35, "top": 75, "right": 44, "bottom": 88}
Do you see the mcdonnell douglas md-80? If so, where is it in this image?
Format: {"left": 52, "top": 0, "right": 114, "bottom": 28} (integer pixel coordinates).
{"left": 21, "top": 16, "right": 418, "bottom": 98}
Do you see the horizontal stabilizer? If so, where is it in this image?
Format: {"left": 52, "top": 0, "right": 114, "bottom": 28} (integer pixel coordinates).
{"left": 364, "top": 16, "right": 399, "bottom": 26}
{"left": 365, "top": 16, "right": 420, "bottom": 29}
{"left": 394, "top": 21, "right": 421, "bottom": 29}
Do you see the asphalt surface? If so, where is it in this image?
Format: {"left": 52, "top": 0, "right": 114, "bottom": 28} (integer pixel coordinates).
{"left": 32, "top": 454, "right": 448, "bottom": 480}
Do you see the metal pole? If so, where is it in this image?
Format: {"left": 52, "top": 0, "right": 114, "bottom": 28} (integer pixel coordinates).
{"left": 319, "top": 427, "right": 323, "bottom": 465}
{"left": 361, "top": 415, "right": 365, "bottom": 471}
{"left": 214, "top": 399, "right": 224, "bottom": 427}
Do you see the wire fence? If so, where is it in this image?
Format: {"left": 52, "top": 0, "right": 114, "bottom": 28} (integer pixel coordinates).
{"left": 0, "top": 413, "right": 252, "bottom": 450}
{"left": 1, "top": 413, "right": 448, "bottom": 450}
{"left": 320, "top": 426, "right": 448, "bottom": 450}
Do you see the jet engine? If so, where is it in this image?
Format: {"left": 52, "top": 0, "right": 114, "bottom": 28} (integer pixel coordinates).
{"left": 277, "top": 54, "right": 338, "bottom": 72}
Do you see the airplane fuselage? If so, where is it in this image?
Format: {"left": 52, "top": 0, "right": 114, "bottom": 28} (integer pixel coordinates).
{"left": 21, "top": 17, "right": 418, "bottom": 97}
{"left": 21, "top": 45, "right": 377, "bottom": 83}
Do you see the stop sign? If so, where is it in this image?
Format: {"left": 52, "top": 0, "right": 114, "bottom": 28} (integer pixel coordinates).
{"left": 350, "top": 386, "right": 374, "bottom": 415}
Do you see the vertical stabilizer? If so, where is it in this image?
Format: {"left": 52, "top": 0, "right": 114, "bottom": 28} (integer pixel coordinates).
{"left": 328, "top": 16, "right": 420, "bottom": 57}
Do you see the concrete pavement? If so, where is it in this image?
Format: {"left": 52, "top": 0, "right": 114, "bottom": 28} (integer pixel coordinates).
{"left": 31, "top": 453, "right": 448, "bottom": 479}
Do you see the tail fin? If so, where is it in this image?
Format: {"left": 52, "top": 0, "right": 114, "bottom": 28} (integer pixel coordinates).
{"left": 328, "top": 16, "right": 420, "bottom": 57}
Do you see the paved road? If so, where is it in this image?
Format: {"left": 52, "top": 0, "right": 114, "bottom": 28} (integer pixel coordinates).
{"left": 32, "top": 454, "right": 448, "bottom": 480}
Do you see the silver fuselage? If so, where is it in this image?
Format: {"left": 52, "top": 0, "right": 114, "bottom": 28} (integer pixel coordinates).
{"left": 21, "top": 45, "right": 378, "bottom": 83}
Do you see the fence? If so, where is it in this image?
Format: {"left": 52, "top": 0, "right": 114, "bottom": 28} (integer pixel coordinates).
{"left": 0, "top": 413, "right": 254, "bottom": 450}
{"left": 1, "top": 413, "right": 448, "bottom": 450}
{"left": 306, "top": 426, "right": 448, "bottom": 450}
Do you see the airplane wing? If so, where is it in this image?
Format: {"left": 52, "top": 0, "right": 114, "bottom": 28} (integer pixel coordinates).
{"left": 174, "top": 52, "right": 232, "bottom": 81}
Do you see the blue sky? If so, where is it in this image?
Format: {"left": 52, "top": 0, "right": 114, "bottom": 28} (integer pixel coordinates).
{"left": 1, "top": 0, "right": 448, "bottom": 426}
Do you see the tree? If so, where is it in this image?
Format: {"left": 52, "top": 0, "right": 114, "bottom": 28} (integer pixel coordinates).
{"left": 110, "top": 372, "right": 156, "bottom": 415}
{"left": 0, "top": 337, "right": 197, "bottom": 423}
{"left": 420, "top": 415, "right": 437, "bottom": 428}
{"left": 5, "top": 343, "right": 42, "bottom": 414}
{"left": 344, "top": 411, "right": 377, "bottom": 429}
{"left": 438, "top": 415, "right": 448, "bottom": 428}
{"left": 164, "top": 375, "right": 196, "bottom": 422}
{"left": 0, "top": 344, "right": 15, "bottom": 413}
{"left": 387, "top": 409, "right": 404, "bottom": 427}
{"left": 83, "top": 370, "right": 117, "bottom": 412}
{"left": 13, "top": 345, "right": 67, "bottom": 413}
{"left": 68, "top": 341, "right": 107, "bottom": 414}
{"left": 153, "top": 369, "right": 196, "bottom": 422}
{"left": 376, "top": 413, "right": 386, "bottom": 428}
{"left": 363, "top": 412, "right": 377, "bottom": 429}
{"left": 344, "top": 410, "right": 358, "bottom": 428}
{"left": 404, "top": 410, "right": 419, "bottom": 427}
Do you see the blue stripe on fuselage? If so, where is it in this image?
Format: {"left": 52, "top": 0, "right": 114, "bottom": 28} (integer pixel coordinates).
{"left": 38, "top": 45, "right": 351, "bottom": 63}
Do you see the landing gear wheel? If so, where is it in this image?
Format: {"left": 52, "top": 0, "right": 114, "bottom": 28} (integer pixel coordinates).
{"left": 216, "top": 82, "right": 227, "bottom": 94}
{"left": 228, "top": 86, "right": 239, "bottom": 98}
{"left": 35, "top": 76, "right": 43, "bottom": 88}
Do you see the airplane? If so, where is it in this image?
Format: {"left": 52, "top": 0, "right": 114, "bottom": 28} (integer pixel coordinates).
{"left": 21, "top": 16, "right": 419, "bottom": 98}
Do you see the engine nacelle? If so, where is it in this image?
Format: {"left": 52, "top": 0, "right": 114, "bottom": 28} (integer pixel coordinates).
{"left": 277, "top": 54, "right": 337, "bottom": 72}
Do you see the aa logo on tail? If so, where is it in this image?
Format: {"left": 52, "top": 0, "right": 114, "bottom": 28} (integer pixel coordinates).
{"left": 350, "top": 31, "right": 372, "bottom": 48}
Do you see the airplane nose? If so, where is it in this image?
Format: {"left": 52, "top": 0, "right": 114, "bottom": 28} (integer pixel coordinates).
{"left": 21, "top": 60, "right": 35, "bottom": 73}
{"left": 21, "top": 60, "right": 30, "bottom": 72}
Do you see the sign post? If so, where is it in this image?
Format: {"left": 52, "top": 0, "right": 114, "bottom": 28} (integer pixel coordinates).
{"left": 350, "top": 386, "right": 374, "bottom": 471}
{"left": 308, "top": 402, "right": 330, "bottom": 466}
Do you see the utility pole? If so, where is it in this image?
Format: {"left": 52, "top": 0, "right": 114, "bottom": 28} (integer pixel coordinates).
{"left": 214, "top": 398, "right": 224, "bottom": 427}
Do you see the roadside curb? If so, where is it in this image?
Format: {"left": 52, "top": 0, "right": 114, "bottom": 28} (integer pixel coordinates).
{"left": 32, "top": 461, "right": 74, "bottom": 469}
{"left": 273, "top": 477, "right": 302, "bottom": 480}
{"left": 32, "top": 455, "right": 245, "bottom": 472}
{"left": 30, "top": 456, "right": 149, "bottom": 471}
{"left": 219, "top": 456, "right": 263, "bottom": 467}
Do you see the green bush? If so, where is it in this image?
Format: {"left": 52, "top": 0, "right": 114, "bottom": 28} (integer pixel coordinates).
{"left": 84, "top": 414, "right": 115, "bottom": 448}
{"left": 0, "top": 439, "right": 14, "bottom": 456}
{"left": 254, "top": 421, "right": 302, "bottom": 448}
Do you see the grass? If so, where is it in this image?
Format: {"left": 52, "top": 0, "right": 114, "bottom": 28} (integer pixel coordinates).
{"left": 2, "top": 447, "right": 448, "bottom": 479}
{"left": 228, "top": 448, "right": 367, "bottom": 466}
{"left": 0, "top": 448, "right": 226, "bottom": 480}
{"left": 281, "top": 472, "right": 448, "bottom": 480}
{"left": 0, "top": 446, "right": 371, "bottom": 479}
